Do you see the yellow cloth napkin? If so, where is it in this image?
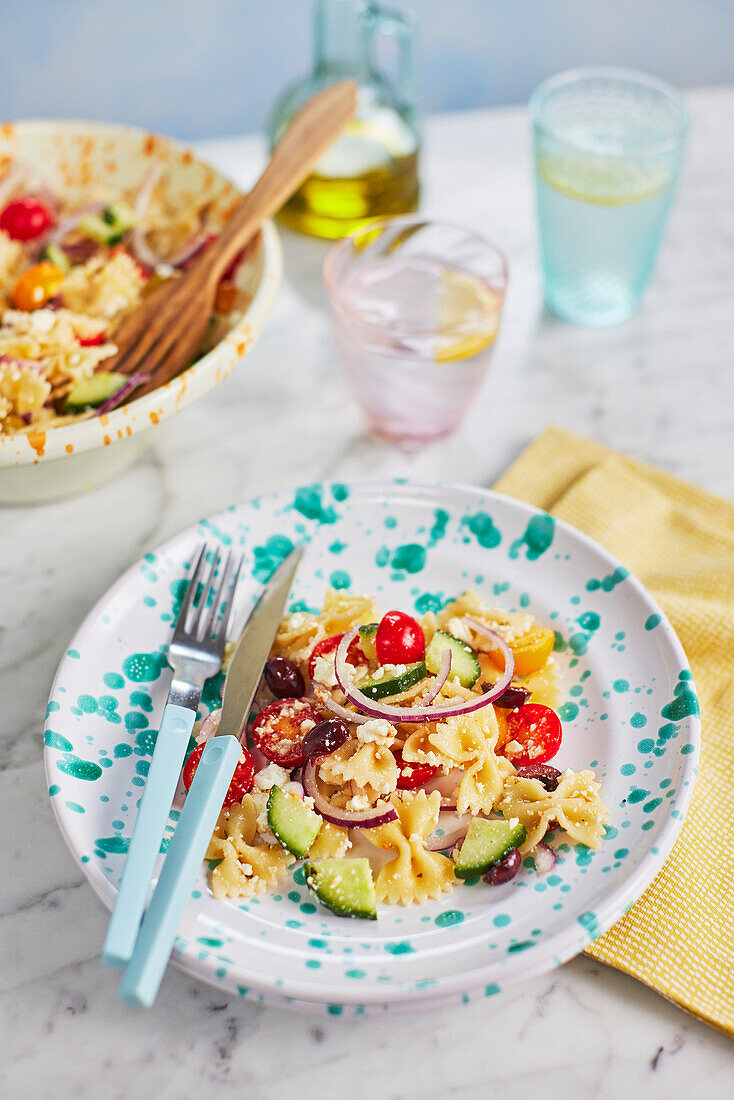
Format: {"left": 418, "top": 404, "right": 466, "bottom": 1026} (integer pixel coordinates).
{"left": 494, "top": 427, "right": 734, "bottom": 1036}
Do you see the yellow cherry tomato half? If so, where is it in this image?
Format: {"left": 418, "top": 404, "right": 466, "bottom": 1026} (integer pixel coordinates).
{"left": 12, "top": 261, "right": 65, "bottom": 311}
{"left": 510, "top": 626, "right": 556, "bottom": 676}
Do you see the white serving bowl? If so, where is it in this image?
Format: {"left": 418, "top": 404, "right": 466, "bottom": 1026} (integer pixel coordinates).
{"left": 0, "top": 120, "right": 282, "bottom": 504}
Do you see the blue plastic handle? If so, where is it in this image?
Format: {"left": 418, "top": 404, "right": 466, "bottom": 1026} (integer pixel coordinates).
{"left": 102, "top": 703, "right": 196, "bottom": 968}
{"left": 118, "top": 733, "right": 241, "bottom": 1008}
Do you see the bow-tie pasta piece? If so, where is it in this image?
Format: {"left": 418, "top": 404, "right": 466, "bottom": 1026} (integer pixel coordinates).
{"left": 273, "top": 588, "right": 380, "bottom": 672}
{"left": 498, "top": 769, "right": 610, "bottom": 854}
{"left": 307, "top": 820, "right": 352, "bottom": 859}
{"left": 206, "top": 795, "right": 295, "bottom": 899}
{"left": 318, "top": 740, "right": 399, "bottom": 802}
{"left": 364, "top": 789, "right": 455, "bottom": 905}
{"left": 319, "top": 587, "right": 380, "bottom": 636}
{"left": 403, "top": 708, "right": 507, "bottom": 815}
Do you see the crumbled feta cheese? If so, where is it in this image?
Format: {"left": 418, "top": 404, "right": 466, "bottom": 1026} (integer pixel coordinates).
{"left": 30, "top": 309, "right": 55, "bottom": 334}
{"left": 250, "top": 787, "right": 278, "bottom": 843}
{"left": 289, "top": 612, "right": 307, "bottom": 629}
{"left": 254, "top": 763, "right": 290, "bottom": 790}
{"left": 446, "top": 616, "right": 473, "bottom": 644}
{"left": 312, "top": 654, "right": 338, "bottom": 687}
{"left": 300, "top": 718, "right": 316, "bottom": 734}
{"left": 346, "top": 792, "right": 371, "bottom": 811}
{"left": 356, "top": 718, "right": 396, "bottom": 746}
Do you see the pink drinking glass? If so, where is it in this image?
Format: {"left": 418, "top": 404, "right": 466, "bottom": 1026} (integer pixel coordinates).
{"left": 324, "top": 216, "right": 508, "bottom": 449}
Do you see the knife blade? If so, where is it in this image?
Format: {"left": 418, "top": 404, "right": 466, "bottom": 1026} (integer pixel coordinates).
{"left": 215, "top": 544, "right": 305, "bottom": 741}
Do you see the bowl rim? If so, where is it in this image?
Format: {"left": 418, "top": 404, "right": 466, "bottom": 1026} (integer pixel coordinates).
{"left": 0, "top": 118, "right": 283, "bottom": 468}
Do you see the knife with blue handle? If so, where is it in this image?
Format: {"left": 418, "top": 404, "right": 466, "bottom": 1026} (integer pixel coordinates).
{"left": 119, "top": 545, "right": 304, "bottom": 1008}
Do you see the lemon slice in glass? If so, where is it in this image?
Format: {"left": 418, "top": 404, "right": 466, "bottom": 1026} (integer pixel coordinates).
{"left": 434, "top": 269, "right": 501, "bottom": 363}
{"left": 537, "top": 153, "right": 671, "bottom": 207}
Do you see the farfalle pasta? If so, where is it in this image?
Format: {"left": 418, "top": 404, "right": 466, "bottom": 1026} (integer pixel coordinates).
{"left": 206, "top": 795, "right": 294, "bottom": 899}
{"left": 498, "top": 769, "right": 610, "bottom": 853}
{"left": 364, "top": 790, "right": 456, "bottom": 905}
{"left": 192, "top": 588, "right": 609, "bottom": 918}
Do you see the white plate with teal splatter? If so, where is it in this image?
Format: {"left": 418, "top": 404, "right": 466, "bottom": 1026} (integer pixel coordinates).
{"left": 44, "top": 480, "right": 699, "bottom": 1015}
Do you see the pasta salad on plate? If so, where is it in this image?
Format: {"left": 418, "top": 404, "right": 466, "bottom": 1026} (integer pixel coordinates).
{"left": 44, "top": 480, "right": 698, "bottom": 1012}
{"left": 187, "top": 588, "right": 609, "bottom": 919}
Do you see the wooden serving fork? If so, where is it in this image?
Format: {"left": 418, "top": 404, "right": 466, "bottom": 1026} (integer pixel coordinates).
{"left": 108, "top": 81, "right": 357, "bottom": 400}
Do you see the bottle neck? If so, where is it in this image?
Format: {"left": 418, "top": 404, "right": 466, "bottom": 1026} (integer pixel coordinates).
{"left": 314, "top": 0, "right": 370, "bottom": 78}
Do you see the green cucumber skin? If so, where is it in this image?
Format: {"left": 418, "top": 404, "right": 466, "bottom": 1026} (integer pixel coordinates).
{"left": 39, "top": 243, "right": 70, "bottom": 274}
{"left": 425, "top": 630, "right": 481, "bottom": 688}
{"left": 79, "top": 202, "right": 136, "bottom": 245}
{"left": 360, "top": 661, "right": 427, "bottom": 701}
{"left": 357, "top": 622, "right": 379, "bottom": 662}
{"left": 454, "top": 820, "right": 527, "bottom": 879}
{"left": 304, "top": 858, "right": 378, "bottom": 920}
{"left": 267, "top": 786, "right": 322, "bottom": 859}
{"left": 65, "top": 371, "right": 125, "bottom": 410}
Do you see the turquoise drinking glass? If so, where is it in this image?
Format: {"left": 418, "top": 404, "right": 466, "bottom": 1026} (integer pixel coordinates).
{"left": 529, "top": 68, "right": 691, "bottom": 326}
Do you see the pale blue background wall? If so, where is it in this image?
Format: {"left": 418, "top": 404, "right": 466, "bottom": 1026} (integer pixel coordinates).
{"left": 3, "top": 0, "right": 733, "bottom": 139}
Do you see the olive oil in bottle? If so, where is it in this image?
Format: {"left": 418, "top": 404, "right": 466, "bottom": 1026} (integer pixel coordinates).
{"left": 269, "top": 0, "right": 420, "bottom": 239}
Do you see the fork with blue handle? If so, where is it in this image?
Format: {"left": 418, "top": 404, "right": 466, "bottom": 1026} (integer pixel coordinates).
{"left": 118, "top": 545, "right": 303, "bottom": 1007}
{"left": 102, "top": 543, "right": 242, "bottom": 969}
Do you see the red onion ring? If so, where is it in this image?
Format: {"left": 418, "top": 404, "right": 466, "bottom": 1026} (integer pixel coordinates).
{"left": 196, "top": 708, "right": 222, "bottom": 744}
{"left": 334, "top": 627, "right": 514, "bottom": 724}
{"left": 166, "top": 230, "right": 212, "bottom": 269}
{"left": 0, "top": 166, "right": 24, "bottom": 209}
{"left": 0, "top": 354, "right": 43, "bottom": 373}
{"left": 418, "top": 648, "right": 451, "bottom": 705}
{"left": 0, "top": 160, "right": 59, "bottom": 212}
{"left": 532, "top": 841, "right": 556, "bottom": 875}
{"left": 95, "top": 372, "right": 146, "bottom": 415}
{"left": 131, "top": 165, "right": 163, "bottom": 269}
{"left": 302, "top": 757, "right": 397, "bottom": 829}
{"left": 131, "top": 165, "right": 211, "bottom": 270}
{"left": 424, "top": 814, "right": 471, "bottom": 852}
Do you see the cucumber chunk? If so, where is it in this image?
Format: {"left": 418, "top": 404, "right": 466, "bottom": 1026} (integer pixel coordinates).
{"left": 267, "top": 786, "right": 322, "bottom": 858}
{"left": 304, "top": 858, "right": 377, "bottom": 919}
{"left": 425, "top": 629, "right": 480, "bottom": 688}
{"left": 359, "top": 661, "right": 426, "bottom": 700}
{"left": 453, "top": 818, "right": 527, "bottom": 879}
{"left": 38, "top": 242, "right": 70, "bottom": 274}
{"left": 357, "top": 622, "right": 379, "bottom": 662}
{"left": 79, "top": 201, "right": 136, "bottom": 246}
{"left": 65, "top": 371, "right": 124, "bottom": 410}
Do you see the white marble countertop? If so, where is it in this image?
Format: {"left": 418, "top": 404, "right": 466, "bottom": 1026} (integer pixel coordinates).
{"left": 2, "top": 87, "right": 733, "bottom": 1097}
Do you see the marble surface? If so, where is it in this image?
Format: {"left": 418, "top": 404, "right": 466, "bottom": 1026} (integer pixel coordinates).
{"left": 2, "top": 87, "right": 734, "bottom": 1097}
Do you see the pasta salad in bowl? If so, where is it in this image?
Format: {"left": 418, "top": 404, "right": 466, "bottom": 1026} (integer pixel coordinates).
{"left": 43, "top": 480, "right": 699, "bottom": 1013}
{"left": 0, "top": 120, "right": 281, "bottom": 502}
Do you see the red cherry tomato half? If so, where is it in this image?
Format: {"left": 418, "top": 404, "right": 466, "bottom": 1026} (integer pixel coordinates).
{"left": 77, "top": 332, "right": 106, "bottom": 347}
{"left": 307, "top": 633, "right": 363, "bottom": 680}
{"left": 503, "top": 703, "right": 562, "bottom": 767}
{"left": 0, "top": 196, "right": 54, "bottom": 241}
{"left": 251, "top": 697, "right": 321, "bottom": 767}
{"left": 393, "top": 748, "right": 440, "bottom": 790}
{"left": 183, "top": 742, "right": 255, "bottom": 807}
{"left": 375, "top": 610, "right": 425, "bottom": 665}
